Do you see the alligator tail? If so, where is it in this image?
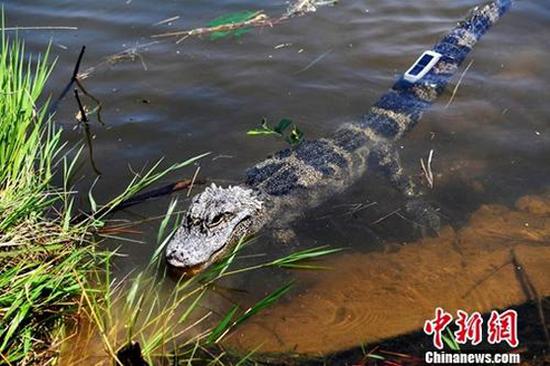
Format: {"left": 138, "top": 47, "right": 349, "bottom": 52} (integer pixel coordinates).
{"left": 358, "top": 0, "right": 513, "bottom": 141}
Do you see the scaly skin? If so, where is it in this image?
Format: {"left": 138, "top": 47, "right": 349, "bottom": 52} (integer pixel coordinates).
{"left": 166, "top": 0, "right": 513, "bottom": 273}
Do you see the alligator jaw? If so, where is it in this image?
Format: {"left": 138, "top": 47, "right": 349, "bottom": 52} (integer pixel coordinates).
{"left": 165, "top": 219, "right": 257, "bottom": 275}
{"left": 165, "top": 224, "right": 233, "bottom": 268}
{"left": 165, "top": 225, "right": 237, "bottom": 273}
{"left": 167, "top": 259, "right": 209, "bottom": 277}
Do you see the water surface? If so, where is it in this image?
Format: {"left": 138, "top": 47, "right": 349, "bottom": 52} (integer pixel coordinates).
{"left": 6, "top": 0, "right": 550, "bottom": 359}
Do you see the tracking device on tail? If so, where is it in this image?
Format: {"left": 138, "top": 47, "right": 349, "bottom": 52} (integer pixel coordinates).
{"left": 404, "top": 50, "right": 442, "bottom": 83}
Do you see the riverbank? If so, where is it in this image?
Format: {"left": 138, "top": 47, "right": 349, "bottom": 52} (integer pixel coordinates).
{"left": 0, "top": 27, "right": 94, "bottom": 364}
{"left": 0, "top": 27, "right": 214, "bottom": 365}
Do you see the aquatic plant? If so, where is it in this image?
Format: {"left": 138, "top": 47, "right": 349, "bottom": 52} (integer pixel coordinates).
{"left": 151, "top": 0, "right": 338, "bottom": 45}
{"left": 247, "top": 118, "right": 304, "bottom": 146}
{"left": 207, "top": 10, "right": 262, "bottom": 40}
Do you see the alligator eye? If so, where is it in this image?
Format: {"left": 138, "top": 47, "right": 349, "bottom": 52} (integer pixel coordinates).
{"left": 208, "top": 214, "right": 226, "bottom": 228}
{"left": 208, "top": 212, "right": 235, "bottom": 229}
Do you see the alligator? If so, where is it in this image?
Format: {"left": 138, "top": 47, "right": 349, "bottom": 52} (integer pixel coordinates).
{"left": 165, "top": 0, "right": 514, "bottom": 274}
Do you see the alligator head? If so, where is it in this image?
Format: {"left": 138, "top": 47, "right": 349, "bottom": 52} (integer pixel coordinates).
{"left": 165, "top": 184, "right": 264, "bottom": 274}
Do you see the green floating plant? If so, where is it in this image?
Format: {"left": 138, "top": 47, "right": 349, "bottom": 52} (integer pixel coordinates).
{"left": 247, "top": 118, "right": 304, "bottom": 146}
{"left": 206, "top": 10, "right": 260, "bottom": 40}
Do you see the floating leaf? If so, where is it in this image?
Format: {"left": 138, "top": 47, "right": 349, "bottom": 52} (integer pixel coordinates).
{"left": 246, "top": 128, "right": 279, "bottom": 136}
{"left": 207, "top": 10, "right": 258, "bottom": 27}
{"left": 274, "top": 118, "right": 293, "bottom": 134}
{"left": 287, "top": 126, "right": 304, "bottom": 145}
{"left": 247, "top": 117, "right": 304, "bottom": 145}
{"left": 246, "top": 118, "right": 280, "bottom": 136}
{"left": 206, "top": 10, "right": 259, "bottom": 40}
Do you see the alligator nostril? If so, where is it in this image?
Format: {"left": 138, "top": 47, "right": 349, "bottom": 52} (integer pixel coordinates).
{"left": 166, "top": 251, "right": 176, "bottom": 261}
{"left": 166, "top": 253, "right": 183, "bottom": 267}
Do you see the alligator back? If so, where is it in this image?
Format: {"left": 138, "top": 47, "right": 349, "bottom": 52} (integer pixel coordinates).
{"left": 245, "top": 0, "right": 513, "bottom": 216}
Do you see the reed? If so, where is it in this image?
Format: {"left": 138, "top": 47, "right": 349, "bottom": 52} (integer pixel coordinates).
{"left": 70, "top": 209, "right": 340, "bottom": 365}
{"left": 0, "top": 16, "right": 339, "bottom": 365}
{"left": 0, "top": 19, "right": 202, "bottom": 364}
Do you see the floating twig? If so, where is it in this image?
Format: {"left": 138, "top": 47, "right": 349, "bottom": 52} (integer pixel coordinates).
{"left": 274, "top": 42, "right": 292, "bottom": 49}
{"left": 72, "top": 178, "right": 206, "bottom": 224}
{"left": 314, "top": 201, "right": 377, "bottom": 220}
{"left": 78, "top": 41, "right": 159, "bottom": 79}
{"left": 3, "top": 26, "right": 78, "bottom": 31}
{"left": 152, "top": 0, "right": 337, "bottom": 44}
{"left": 74, "top": 89, "right": 89, "bottom": 123}
{"left": 286, "top": 0, "right": 338, "bottom": 17}
{"left": 462, "top": 259, "right": 511, "bottom": 299}
{"left": 463, "top": 250, "right": 550, "bottom": 349}
{"left": 74, "top": 88, "right": 102, "bottom": 176}
{"left": 295, "top": 49, "right": 333, "bottom": 74}
{"left": 113, "top": 178, "right": 205, "bottom": 212}
{"left": 445, "top": 59, "right": 474, "bottom": 108}
{"left": 371, "top": 208, "right": 401, "bottom": 225}
{"left": 510, "top": 249, "right": 550, "bottom": 349}
{"left": 75, "top": 79, "right": 104, "bottom": 125}
{"left": 154, "top": 16, "right": 180, "bottom": 26}
{"left": 79, "top": 0, "right": 337, "bottom": 80}
{"left": 420, "top": 149, "right": 435, "bottom": 189}
{"left": 50, "top": 45, "right": 104, "bottom": 124}
{"left": 50, "top": 45, "right": 86, "bottom": 114}
{"left": 152, "top": 11, "right": 273, "bottom": 44}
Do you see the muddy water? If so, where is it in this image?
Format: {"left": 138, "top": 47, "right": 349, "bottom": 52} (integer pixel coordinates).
{"left": 5, "top": 0, "right": 550, "bottom": 360}
{"left": 227, "top": 193, "right": 550, "bottom": 354}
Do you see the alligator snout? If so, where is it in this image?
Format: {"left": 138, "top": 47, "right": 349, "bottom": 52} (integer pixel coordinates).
{"left": 165, "top": 249, "right": 186, "bottom": 268}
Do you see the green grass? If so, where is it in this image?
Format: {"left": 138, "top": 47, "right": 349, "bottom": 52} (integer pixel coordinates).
{"left": 0, "top": 17, "right": 82, "bottom": 364}
{"left": 206, "top": 10, "right": 259, "bottom": 40}
{"left": 246, "top": 118, "right": 304, "bottom": 146}
{"left": 71, "top": 216, "right": 340, "bottom": 365}
{"left": 0, "top": 21, "right": 203, "bottom": 365}
{"left": 442, "top": 328, "right": 461, "bottom": 352}
{"left": 0, "top": 19, "right": 341, "bottom": 366}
